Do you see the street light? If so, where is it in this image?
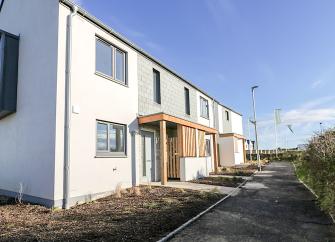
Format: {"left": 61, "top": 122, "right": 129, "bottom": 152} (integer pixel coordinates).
{"left": 251, "top": 86, "right": 261, "bottom": 171}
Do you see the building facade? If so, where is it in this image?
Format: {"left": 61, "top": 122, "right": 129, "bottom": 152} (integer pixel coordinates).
{"left": 0, "top": 0, "right": 245, "bottom": 208}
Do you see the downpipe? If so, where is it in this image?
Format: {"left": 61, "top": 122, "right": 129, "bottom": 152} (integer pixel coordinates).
{"left": 63, "top": 5, "right": 78, "bottom": 209}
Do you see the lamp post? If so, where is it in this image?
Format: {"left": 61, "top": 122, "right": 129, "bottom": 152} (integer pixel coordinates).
{"left": 251, "top": 86, "right": 261, "bottom": 171}
{"left": 248, "top": 118, "right": 253, "bottom": 162}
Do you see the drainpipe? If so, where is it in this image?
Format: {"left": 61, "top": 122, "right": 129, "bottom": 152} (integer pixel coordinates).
{"left": 63, "top": 5, "right": 78, "bottom": 209}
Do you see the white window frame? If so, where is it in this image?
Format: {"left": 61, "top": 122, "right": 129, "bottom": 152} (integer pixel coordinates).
{"left": 200, "top": 96, "right": 209, "bottom": 119}
{"left": 96, "top": 120, "right": 127, "bottom": 157}
{"left": 95, "top": 37, "right": 128, "bottom": 86}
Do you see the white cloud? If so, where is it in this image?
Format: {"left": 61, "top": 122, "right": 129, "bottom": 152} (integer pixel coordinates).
{"left": 249, "top": 96, "right": 335, "bottom": 149}
{"left": 311, "top": 79, "right": 323, "bottom": 89}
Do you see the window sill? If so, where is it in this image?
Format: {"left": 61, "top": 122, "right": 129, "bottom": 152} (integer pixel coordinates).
{"left": 95, "top": 71, "right": 128, "bottom": 87}
{"left": 200, "top": 115, "right": 209, "bottom": 120}
{"left": 95, "top": 154, "right": 127, "bottom": 158}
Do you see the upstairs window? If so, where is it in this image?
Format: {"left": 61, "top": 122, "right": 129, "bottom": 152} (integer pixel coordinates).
{"left": 95, "top": 38, "right": 127, "bottom": 85}
{"left": 184, "top": 87, "right": 190, "bottom": 115}
{"left": 200, "top": 97, "right": 209, "bottom": 119}
{"left": 225, "top": 110, "right": 229, "bottom": 121}
{"left": 153, "top": 69, "right": 161, "bottom": 104}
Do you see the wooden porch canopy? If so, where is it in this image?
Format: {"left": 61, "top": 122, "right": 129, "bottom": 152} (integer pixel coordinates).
{"left": 219, "top": 133, "right": 246, "bottom": 140}
{"left": 138, "top": 113, "right": 219, "bottom": 185}
{"left": 138, "top": 113, "right": 218, "bottom": 134}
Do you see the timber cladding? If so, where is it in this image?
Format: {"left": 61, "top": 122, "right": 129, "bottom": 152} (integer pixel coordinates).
{"left": 198, "top": 130, "right": 206, "bottom": 157}
{"left": 177, "top": 125, "right": 196, "bottom": 157}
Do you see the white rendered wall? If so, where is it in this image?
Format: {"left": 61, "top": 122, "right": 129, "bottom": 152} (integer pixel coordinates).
{"left": 218, "top": 137, "right": 235, "bottom": 167}
{"left": 219, "top": 106, "right": 232, "bottom": 134}
{"left": 218, "top": 104, "right": 243, "bottom": 136}
{"left": 231, "top": 111, "right": 243, "bottom": 135}
{"left": 218, "top": 136, "right": 244, "bottom": 166}
{"left": 234, "top": 137, "right": 244, "bottom": 165}
{"left": 0, "top": 0, "right": 59, "bottom": 201}
{"left": 180, "top": 157, "right": 210, "bottom": 181}
{"left": 54, "top": 4, "right": 139, "bottom": 203}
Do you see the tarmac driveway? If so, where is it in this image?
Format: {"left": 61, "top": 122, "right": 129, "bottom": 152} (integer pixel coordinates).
{"left": 170, "top": 161, "right": 335, "bottom": 242}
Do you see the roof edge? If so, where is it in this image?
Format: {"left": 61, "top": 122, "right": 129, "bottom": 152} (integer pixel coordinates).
{"left": 59, "top": 0, "right": 242, "bottom": 116}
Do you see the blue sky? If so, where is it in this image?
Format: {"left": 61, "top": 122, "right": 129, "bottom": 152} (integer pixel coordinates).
{"left": 73, "top": 0, "right": 335, "bottom": 149}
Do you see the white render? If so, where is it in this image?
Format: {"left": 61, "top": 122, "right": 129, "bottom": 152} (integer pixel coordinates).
{"left": 0, "top": 0, "right": 60, "bottom": 203}
{"left": 54, "top": 3, "right": 139, "bottom": 204}
{"left": 217, "top": 103, "right": 245, "bottom": 167}
{"left": 0, "top": 0, "right": 245, "bottom": 207}
{"left": 180, "top": 157, "right": 211, "bottom": 181}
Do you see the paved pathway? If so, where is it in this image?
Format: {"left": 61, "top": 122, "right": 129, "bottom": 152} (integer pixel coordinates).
{"left": 171, "top": 162, "right": 335, "bottom": 242}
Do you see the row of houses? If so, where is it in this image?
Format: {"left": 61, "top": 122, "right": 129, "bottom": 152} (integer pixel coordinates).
{"left": 0, "top": 0, "right": 246, "bottom": 208}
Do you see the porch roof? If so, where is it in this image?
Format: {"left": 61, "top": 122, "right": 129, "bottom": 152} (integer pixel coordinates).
{"left": 138, "top": 113, "right": 218, "bottom": 134}
{"left": 219, "top": 133, "right": 246, "bottom": 140}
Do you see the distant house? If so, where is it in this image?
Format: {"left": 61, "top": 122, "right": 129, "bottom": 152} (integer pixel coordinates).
{"left": 0, "top": 0, "right": 245, "bottom": 208}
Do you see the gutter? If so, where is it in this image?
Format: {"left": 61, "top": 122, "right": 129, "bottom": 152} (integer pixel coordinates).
{"left": 59, "top": 0, "right": 242, "bottom": 117}
{"left": 63, "top": 4, "right": 78, "bottom": 209}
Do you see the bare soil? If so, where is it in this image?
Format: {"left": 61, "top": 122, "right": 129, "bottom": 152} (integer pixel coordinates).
{"left": 0, "top": 186, "right": 223, "bottom": 242}
{"left": 212, "top": 164, "right": 260, "bottom": 176}
{"left": 191, "top": 176, "right": 244, "bottom": 187}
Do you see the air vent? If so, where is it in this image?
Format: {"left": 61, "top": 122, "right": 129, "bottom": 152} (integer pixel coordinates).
{"left": 0, "top": 30, "right": 19, "bottom": 120}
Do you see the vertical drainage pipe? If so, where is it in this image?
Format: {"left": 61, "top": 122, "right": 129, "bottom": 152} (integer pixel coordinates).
{"left": 63, "top": 5, "right": 78, "bottom": 209}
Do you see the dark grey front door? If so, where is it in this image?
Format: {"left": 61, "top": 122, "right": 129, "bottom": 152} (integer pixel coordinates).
{"left": 141, "top": 131, "right": 155, "bottom": 182}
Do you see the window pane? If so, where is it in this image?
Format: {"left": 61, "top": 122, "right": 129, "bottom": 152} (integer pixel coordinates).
{"left": 206, "top": 139, "right": 211, "bottom": 156}
{"left": 115, "top": 49, "right": 125, "bottom": 83}
{"left": 97, "top": 123, "right": 108, "bottom": 151}
{"left": 110, "top": 124, "right": 125, "bottom": 153}
{"left": 185, "top": 88, "right": 190, "bottom": 115}
{"left": 153, "top": 70, "right": 161, "bottom": 104}
{"left": 200, "top": 97, "right": 208, "bottom": 118}
{"left": 96, "top": 39, "right": 112, "bottom": 76}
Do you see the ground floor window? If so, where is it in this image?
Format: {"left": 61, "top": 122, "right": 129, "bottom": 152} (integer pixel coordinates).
{"left": 96, "top": 120, "right": 126, "bottom": 156}
{"left": 205, "top": 139, "right": 211, "bottom": 156}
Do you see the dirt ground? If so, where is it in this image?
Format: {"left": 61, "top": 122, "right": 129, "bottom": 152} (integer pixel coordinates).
{"left": 0, "top": 186, "right": 223, "bottom": 242}
{"left": 213, "top": 163, "right": 261, "bottom": 176}
{"left": 191, "top": 176, "right": 244, "bottom": 187}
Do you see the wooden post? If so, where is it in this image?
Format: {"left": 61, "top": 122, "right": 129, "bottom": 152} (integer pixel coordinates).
{"left": 213, "top": 133, "right": 219, "bottom": 174}
{"left": 160, "top": 120, "right": 168, "bottom": 185}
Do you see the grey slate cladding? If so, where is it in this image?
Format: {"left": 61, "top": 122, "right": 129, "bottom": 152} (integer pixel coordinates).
{"left": 138, "top": 55, "right": 198, "bottom": 122}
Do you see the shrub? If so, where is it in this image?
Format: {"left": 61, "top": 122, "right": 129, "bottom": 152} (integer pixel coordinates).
{"left": 294, "top": 128, "right": 335, "bottom": 217}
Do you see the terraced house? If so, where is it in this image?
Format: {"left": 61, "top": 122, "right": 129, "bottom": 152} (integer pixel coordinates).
{"left": 0, "top": 0, "right": 245, "bottom": 208}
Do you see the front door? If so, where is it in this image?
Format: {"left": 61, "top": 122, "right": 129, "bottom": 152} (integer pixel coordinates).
{"left": 141, "top": 131, "right": 155, "bottom": 182}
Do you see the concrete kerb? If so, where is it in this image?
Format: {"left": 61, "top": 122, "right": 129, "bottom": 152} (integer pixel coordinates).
{"left": 292, "top": 162, "right": 335, "bottom": 224}
{"left": 156, "top": 169, "right": 259, "bottom": 242}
